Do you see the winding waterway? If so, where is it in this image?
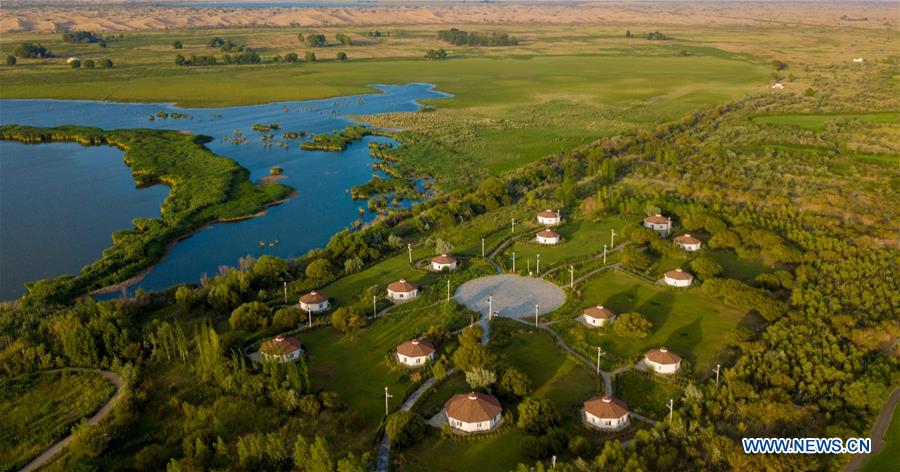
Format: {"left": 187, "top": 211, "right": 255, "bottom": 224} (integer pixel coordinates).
{"left": 0, "top": 83, "right": 448, "bottom": 300}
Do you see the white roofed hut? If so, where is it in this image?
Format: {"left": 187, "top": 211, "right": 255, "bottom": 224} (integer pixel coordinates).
{"left": 663, "top": 268, "right": 693, "bottom": 287}
{"left": 260, "top": 336, "right": 303, "bottom": 363}
{"left": 431, "top": 254, "right": 458, "bottom": 272}
{"left": 581, "top": 305, "right": 616, "bottom": 327}
{"left": 536, "top": 209, "right": 561, "bottom": 226}
{"left": 584, "top": 396, "right": 630, "bottom": 430}
{"left": 396, "top": 339, "right": 436, "bottom": 367}
{"left": 645, "top": 347, "right": 682, "bottom": 374}
{"left": 387, "top": 279, "right": 419, "bottom": 302}
{"left": 536, "top": 228, "right": 561, "bottom": 245}
{"left": 673, "top": 234, "right": 702, "bottom": 252}
{"left": 299, "top": 291, "right": 330, "bottom": 313}
{"left": 643, "top": 214, "right": 672, "bottom": 233}
{"left": 444, "top": 392, "right": 503, "bottom": 433}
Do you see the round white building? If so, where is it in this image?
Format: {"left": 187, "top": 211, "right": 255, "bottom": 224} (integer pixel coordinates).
{"left": 536, "top": 228, "right": 561, "bottom": 245}
{"left": 663, "top": 269, "right": 694, "bottom": 287}
{"left": 444, "top": 392, "right": 503, "bottom": 433}
{"left": 259, "top": 336, "right": 303, "bottom": 363}
{"left": 298, "top": 291, "right": 330, "bottom": 313}
{"left": 645, "top": 347, "right": 682, "bottom": 374}
{"left": 584, "top": 396, "right": 630, "bottom": 431}
{"left": 643, "top": 214, "right": 672, "bottom": 233}
{"left": 537, "top": 209, "right": 561, "bottom": 226}
{"left": 396, "top": 339, "right": 435, "bottom": 367}
{"left": 673, "top": 234, "right": 702, "bottom": 252}
{"left": 431, "top": 254, "right": 458, "bottom": 271}
{"left": 387, "top": 279, "right": 419, "bottom": 302}
{"left": 582, "top": 305, "right": 616, "bottom": 327}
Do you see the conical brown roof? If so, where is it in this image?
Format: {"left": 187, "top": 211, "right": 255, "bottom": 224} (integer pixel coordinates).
{"left": 584, "top": 396, "right": 629, "bottom": 419}
{"left": 538, "top": 209, "right": 560, "bottom": 218}
{"left": 664, "top": 269, "right": 693, "bottom": 281}
{"left": 396, "top": 339, "right": 435, "bottom": 358}
{"left": 444, "top": 392, "right": 502, "bottom": 423}
{"left": 537, "top": 229, "right": 559, "bottom": 238}
{"left": 645, "top": 347, "right": 682, "bottom": 365}
{"left": 260, "top": 336, "right": 302, "bottom": 356}
{"left": 674, "top": 234, "right": 701, "bottom": 245}
{"left": 388, "top": 279, "right": 418, "bottom": 292}
{"left": 583, "top": 305, "right": 615, "bottom": 319}
{"left": 431, "top": 254, "right": 457, "bottom": 264}
{"left": 644, "top": 214, "right": 669, "bottom": 224}
{"left": 299, "top": 291, "right": 329, "bottom": 304}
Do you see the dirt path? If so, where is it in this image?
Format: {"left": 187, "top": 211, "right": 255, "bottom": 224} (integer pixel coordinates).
{"left": 19, "top": 368, "right": 124, "bottom": 472}
{"left": 843, "top": 387, "right": 900, "bottom": 472}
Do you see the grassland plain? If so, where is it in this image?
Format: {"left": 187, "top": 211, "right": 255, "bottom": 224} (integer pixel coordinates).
{"left": 399, "top": 319, "right": 601, "bottom": 472}
{"left": 550, "top": 269, "right": 749, "bottom": 375}
{"left": 0, "top": 370, "right": 116, "bottom": 471}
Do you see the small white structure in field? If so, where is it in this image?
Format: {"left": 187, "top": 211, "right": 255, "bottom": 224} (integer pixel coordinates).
{"left": 771, "top": 83, "right": 785, "bottom": 89}
{"left": 396, "top": 339, "right": 435, "bottom": 367}
{"left": 66, "top": 57, "right": 80, "bottom": 64}
{"left": 431, "top": 254, "right": 458, "bottom": 271}
{"left": 537, "top": 209, "right": 561, "bottom": 226}
{"left": 298, "top": 291, "right": 330, "bottom": 313}
{"left": 536, "top": 228, "right": 561, "bottom": 245}
{"left": 643, "top": 214, "right": 672, "bottom": 233}
{"left": 645, "top": 347, "right": 682, "bottom": 374}
{"left": 387, "top": 279, "right": 419, "bottom": 302}
{"left": 444, "top": 392, "right": 503, "bottom": 433}
{"left": 853, "top": 57, "right": 864, "bottom": 63}
{"left": 673, "top": 234, "right": 702, "bottom": 252}
{"left": 260, "top": 336, "right": 303, "bottom": 362}
{"left": 584, "top": 396, "right": 630, "bottom": 431}
{"left": 663, "top": 268, "right": 694, "bottom": 287}
{"left": 581, "top": 305, "right": 616, "bottom": 327}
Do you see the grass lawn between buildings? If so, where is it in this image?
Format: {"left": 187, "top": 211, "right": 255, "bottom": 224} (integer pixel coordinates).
{"left": 861, "top": 404, "right": 900, "bottom": 472}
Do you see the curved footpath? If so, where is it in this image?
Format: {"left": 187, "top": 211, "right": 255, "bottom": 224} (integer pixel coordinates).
{"left": 843, "top": 387, "right": 900, "bottom": 472}
{"left": 19, "top": 368, "right": 124, "bottom": 472}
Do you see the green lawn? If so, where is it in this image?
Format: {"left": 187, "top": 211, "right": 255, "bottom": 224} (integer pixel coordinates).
{"left": 399, "top": 319, "right": 600, "bottom": 471}
{"left": 316, "top": 250, "right": 428, "bottom": 306}
{"left": 0, "top": 370, "right": 116, "bottom": 472}
{"left": 650, "top": 247, "right": 772, "bottom": 284}
{"left": 503, "top": 217, "right": 625, "bottom": 274}
{"left": 614, "top": 370, "right": 683, "bottom": 420}
{"left": 551, "top": 270, "right": 747, "bottom": 375}
{"left": 751, "top": 112, "right": 900, "bottom": 131}
{"left": 861, "top": 404, "right": 900, "bottom": 472}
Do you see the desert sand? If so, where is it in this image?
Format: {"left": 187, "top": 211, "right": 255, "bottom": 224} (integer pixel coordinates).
{"left": 1, "top": 1, "right": 895, "bottom": 33}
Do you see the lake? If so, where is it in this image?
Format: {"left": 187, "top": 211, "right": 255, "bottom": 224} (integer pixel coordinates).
{"left": 0, "top": 83, "right": 448, "bottom": 300}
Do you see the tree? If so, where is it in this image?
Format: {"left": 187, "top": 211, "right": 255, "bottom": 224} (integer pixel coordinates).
{"left": 343, "top": 256, "right": 363, "bottom": 273}
{"left": 285, "top": 52, "right": 299, "bottom": 63}
{"left": 100, "top": 58, "right": 113, "bottom": 68}
{"left": 431, "top": 360, "right": 447, "bottom": 380}
{"left": 6, "top": 55, "right": 16, "bottom": 66}
{"left": 434, "top": 238, "right": 454, "bottom": 255}
{"left": 83, "top": 59, "right": 95, "bottom": 69}
{"left": 385, "top": 411, "right": 426, "bottom": 448}
{"left": 175, "top": 54, "right": 186, "bottom": 66}
{"left": 173, "top": 40, "right": 183, "bottom": 49}
{"left": 305, "top": 34, "right": 327, "bottom": 47}
{"left": 69, "top": 59, "right": 81, "bottom": 69}
{"left": 207, "top": 283, "right": 240, "bottom": 312}
{"left": 613, "top": 312, "right": 653, "bottom": 338}
{"left": 251, "top": 255, "right": 288, "bottom": 287}
{"left": 330, "top": 307, "right": 366, "bottom": 334}
{"left": 772, "top": 59, "right": 788, "bottom": 70}
{"left": 689, "top": 257, "right": 722, "bottom": 280}
{"left": 465, "top": 367, "right": 497, "bottom": 390}
{"left": 305, "top": 259, "right": 332, "bottom": 280}
{"left": 424, "top": 48, "right": 447, "bottom": 60}
{"left": 625, "top": 30, "right": 633, "bottom": 38}
{"left": 336, "top": 33, "right": 352, "bottom": 46}
{"left": 619, "top": 247, "right": 650, "bottom": 272}
{"left": 452, "top": 325, "right": 492, "bottom": 371}
{"left": 336, "top": 51, "right": 348, "bottom": 61}
{"left": 498, "top": 367, "right": 531, "bottom": 399}
{"left": 305, "top": 51, "right": 317, "bottom": 62}
{"left": 273, "top": 306, "right": 304, "bottom": 329}
{"left": 307, "top": 436, "right": 333, "bottom": 472}
{"left": 337, "top": 453, "right": 366, "bottom": 472}
{"left": 175, "top": 285, "right": 202, "bottom": 312}
{"left": 517, "top": 397, "right": 560, "bottom": 434}
{"left": 229, "top": 302, "right": 271, "bottom": 331}
{"left": 69, "top": 421, "right": 108, "bottom": 458}
{"left": 14, "top": 42, "right": 51, "bottom": 58}
{"left": 804, "top": 87, "right": 817, "bottom": 97}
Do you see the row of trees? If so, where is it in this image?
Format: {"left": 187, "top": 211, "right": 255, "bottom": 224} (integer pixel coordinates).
{"left": 437, "top": 28, "right": 518, "bottom": 46}
{"left": 68, "top": 58, "right": 114, "bottom": 69}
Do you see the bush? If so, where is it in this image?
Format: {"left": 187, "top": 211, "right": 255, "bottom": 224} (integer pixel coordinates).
{"left": 336, "top": 51, "right": 348, "bottom": 61}
{"left": 306, "top": 259, "right": 331, "bottom": 280}
{"left": 14, "top": 42, "right": 50, "bottom": 58}
{"left": 385, "top": 411, "right": 426, "bottom": 449}
{"left": 330, "top": 307, "right": 366, "bottom": 334}
{"left": 207, "top": 283, "right": 241, "bottom": 313}
{"left": 516, "top": 397, "right": 559, "bottom": 434}
{"left": 305, "top": 34, "right": 326, "bottom": 48}
{"left": 173, "top": 40, "right": 183, "bottom": 49}
{"left": 689, "top": 257, "right": 722, "bottom": 280}
{"left": 69, "top": 59, "right": 81, "bottom": 69}
{"left": 619, "top": 247, "right": 650, "bottom": 272}
{"left": 498, "top": 367, "right": 531, "bottom": 399}
{"left": 305, "top": 51, "right": 317, "bottom": 62}
{"left": 613, "top": 312, "right": 653, "bottom": 338}
{"left": 229, "top": 302, "right": 271, "bottom": 331}
{"left": 83, "top": 59, "right": 95, "bottom": 69}
{"left": 6, "top": 55, "right": 16, "bottom": 66}
{"left": 273, "top": 306, "right": 304, "bottom": 329}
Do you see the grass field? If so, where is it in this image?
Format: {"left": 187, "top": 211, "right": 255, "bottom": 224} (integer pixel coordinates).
{"left": 650, "top": 247, "right": 772, "bottom": 284}
{"left": 861, "top": 404, "right": 900, "bottom": 472}
{"left": 503, "top": 217, "right": 625, "bottom": 274}
{"left": 751, "top": 112, "right": 900, "bottom": 131}
{"left": 551, "top": 270, "right": 748, "bottom": 374}
{"left": 0, "top": 370, "right": 116, "bottom": 471}
{"left": 399, "top": 319, "right": 600, "bottom": 471}
{"left": 613, "top": 370, "right": 683, "bottom": 420}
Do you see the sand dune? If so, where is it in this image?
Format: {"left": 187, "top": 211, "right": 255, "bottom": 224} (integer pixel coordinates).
{"left": 1, "top": 2, "right": 895, "bottom": 33}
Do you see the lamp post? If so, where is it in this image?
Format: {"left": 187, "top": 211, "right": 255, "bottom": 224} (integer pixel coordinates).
{"left": 283, "top": 281, "right": 288, "bottom": 304}
{"left": 596, "top": 346, "right": 605, "bottom": 376}
{"left": 603, "top": 244, "right": 608, "bottom": 264}
{"left": 384, "top": 387, "right": 393, "bottom": 416}
{"left": 481, "top": 238, "right": 485, "bottom": 258}
{"left": 570, "top": 265, "right": 574, "bottom": 288}
{"left": 713, "top": 364, "right": 721, "bottom": 388}
{"left": 667, "top": 399, "right": 674, "bottom": 422}
{"left": 446, "top": 280, "right": 451, "bottom": 302}
{"left": 534, "top": 304, "right": 539, "bottom": 327}
{"left": 537, "top": 254, "right": 541, "bottom": 276}
{"left": 610, "top": 229, "right": 616, "bottom": 247}
{"left": 407, "top": 243, "right": 412, "bottom": 263}
{"left": 488, "top": 294, "right": 493, "bottom": 321}
{"left": 512, "top": 252, "right": 516, "bottom": 273}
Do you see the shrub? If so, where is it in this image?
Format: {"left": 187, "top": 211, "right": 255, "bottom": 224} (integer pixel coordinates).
{"left": 229, "top": 302, "right": 271, "bottom": 331}
{"left": 613, "top": 312, "right": 653, "bottom": 338}
{"left": 516, "top": 397, "right": 559, "bottom": 434}
{"left": 385, "top": 411, "right": 426, "bottom": 448}
{"left": 619, "top": 247, "right": 650, "bottom": 272}
{"left": 83, "top": 59, "right": 95, "bottom": 69}
{"left": 336, "top": 51, "right": 348, "bottom": 61}
{"left": 689, "top": 257, "right": 722, "bottom": 280}
{"left": 498, "top": 367, "right": 531, "bottom": 399}
{"left": 14, "top": 42, "right": 50, "bottom": 58}
{"left": 6, "top": 55, "right": 16, "bottom": 66}
{"left": 273, "top": 306, "right": 304, "bottom": 329}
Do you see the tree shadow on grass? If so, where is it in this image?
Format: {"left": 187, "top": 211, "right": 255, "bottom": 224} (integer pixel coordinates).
{"left": 662, "top": 316, "right": 702, "bottom": 367}
{"left": 603, "top": 285, "right": 642, "bottom": 312}
{"left": 635, "top": 290, "right": 674, "bottom": 329}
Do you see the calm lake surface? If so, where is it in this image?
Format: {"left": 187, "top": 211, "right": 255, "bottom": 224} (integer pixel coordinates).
{"left": 0, "top": 83, "right": 448, "bottom": 300}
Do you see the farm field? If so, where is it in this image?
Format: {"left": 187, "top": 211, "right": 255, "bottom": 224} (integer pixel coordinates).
{"left": 0, "top": 370, "right": 116, "bottom": 471}
{"left": 550, "top": 270, "right": 748, "bottom": 374}
{"left": 751, "top": 112, "right": 900, "bottom": 131}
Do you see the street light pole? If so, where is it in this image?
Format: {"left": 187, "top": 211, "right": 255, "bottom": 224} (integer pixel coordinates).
{"left": 447, "top": 280, "right": 450, "bottom": 302}
{"left": 534, "top": 304, "right": 539, "bottom": 327}
{"left": 570, "top": 265, "right": 574, "bottom": 288}
{"left": 667, "top": 399, "right": 674, "bottom": 422}
{"left": 512, "top": 252, "right": 516, "bottom": 273}
{"left": 283, "top": 281, "right": 288, "bottom": 304}
{"left": 481, "top": 238, "right": 485, "bottom": 258}
{"left": 407, "top": 243, "right": 412, "bottom": 263}
{"left": 537, "top": 254, "right": 541, "bottom": 275}
{"left": 714, "top": 364, "right": 721, "bottom": 388}
{"left": 610, "top": 229, "right": 616, "bottom": 247}
{"left": 603, "top": 244, "right": 608, "bottom": 264}
{"left": 488, "top": 294, "right": 493, "bottom": 321}
{"left": 596, "top": 346, "right": 605, "bottom": 376}
{"left": 373, "top": 295, "right": 377, "bottom": 317}
{"left": 384, "top": 387, "right": 393, "bottom": 417}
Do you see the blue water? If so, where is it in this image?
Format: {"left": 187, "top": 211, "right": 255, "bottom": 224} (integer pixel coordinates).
{"left": 0, "top": 83, "right": 448, "bottom": 299}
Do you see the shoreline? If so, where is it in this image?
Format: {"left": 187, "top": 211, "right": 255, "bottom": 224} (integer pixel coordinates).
{"left": 85, "top": 188, "right": 299, "bottom": 297}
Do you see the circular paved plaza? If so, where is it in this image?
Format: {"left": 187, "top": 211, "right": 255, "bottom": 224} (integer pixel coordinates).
{"left": 454, "top": 274, "right": 566, "bottom": 320}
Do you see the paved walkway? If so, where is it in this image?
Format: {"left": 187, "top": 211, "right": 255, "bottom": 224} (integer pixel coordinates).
{"left": 20, "top": 368, "right": 124, "bottom": 472}
{"left": 843, "top": 387, "right": 900, "bottom": 472}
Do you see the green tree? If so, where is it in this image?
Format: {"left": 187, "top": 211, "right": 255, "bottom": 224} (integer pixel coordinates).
{"left": 69, "top": 59, "right": 81, "bottom": 69}
{"left": 229, "top": 301, "right": 271, "bottom": 331}
{"left": 101, "top": 57, "right": 113, "bottom": 67}
{"left": 498, "top": 367, "right": 531, "bottom": 399}
{"left": 5, "top": 55, "right": 16, "bottom": 66}
{"left": 14, "top": 42, "right": 50, "bottom": 58}
{"left": 285, "top": 52, "right": 299, "bottom": 63}
{"left": 273, "top": 306, "right": 304, "bottom": 329}
{"left": 307, "top": 436, "right": 333, "bottom": 472}
{"left": 517, "top": 397, "right": 560, "bottom": 434}
{"left": 83, "top": 59, "right": 95, "bottom": 69}
{"left": 305, "top": 34, "right": 327, "bottom": 48}
{"left": 336, "top": 51, "right": 348, "bottom": 61}
{"left": 385, "top": 411, "right": 427, "bottom": 448}
{"left": 431, "top": 360, "right": 447, "bottom": 380}
{"left": 343, "top": 256, "right": 363, "bottom": 273}
{"left": 619, "top": 247, "right": 650, "bottom": 272}
{"left": 207, "top": 283, "right": 241, "bottom": 313}
{"left": 612, "top": 312, "right": 653, "bottom": 338}
{"left": 173, "top": 40, "right": 183, "bottom": 49}
{"left": 335, "top": 33, "right": 352, "bottom": 46}
{"left": 689, "top": 257, "right": 722, "bottom": 280}
{"left": 305, "top": 259, "right": 332, "bottom": 280}
{"left": 175, "top": 285, "right": 202, "bottom": 312}
{"left": 465, "top": 367, "right": 497, "bottom": 390}
{"left": 175, "top": 54, "right": 186, "bottom": 65}
{"left": 251, "top": 255, "right": 288, "bottom": 287}
{"left": 337, "top": 453, "right": 366, "bottom": 472}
